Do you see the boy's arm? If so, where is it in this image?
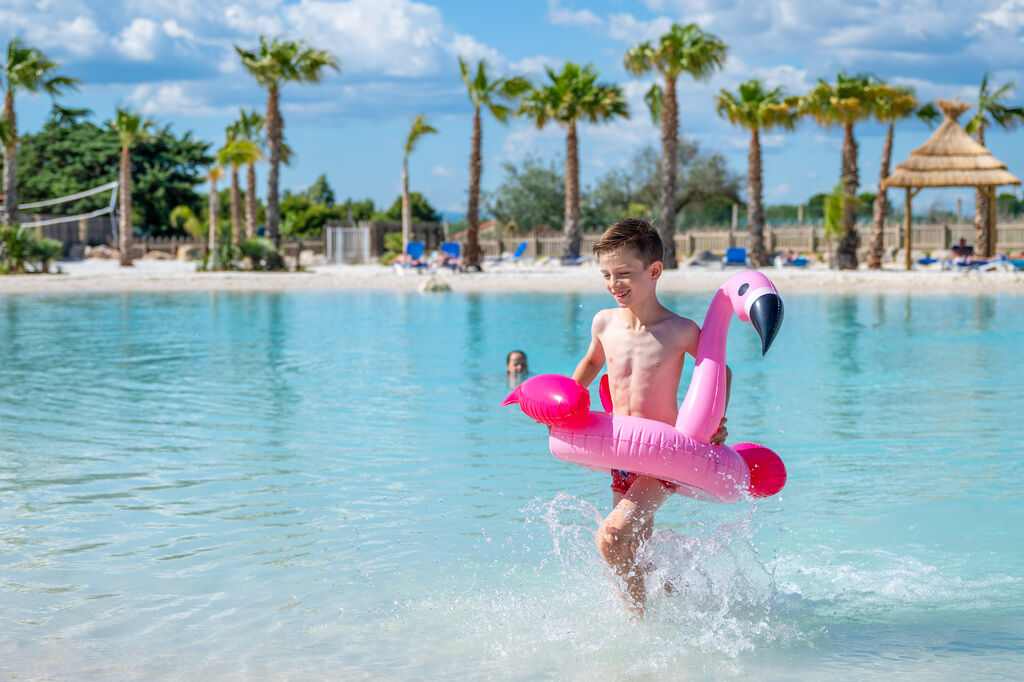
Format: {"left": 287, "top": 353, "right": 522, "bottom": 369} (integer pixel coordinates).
{"left": 572, "top": 316, "right": 606, "bottom": 387}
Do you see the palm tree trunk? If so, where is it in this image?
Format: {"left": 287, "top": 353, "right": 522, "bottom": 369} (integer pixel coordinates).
{"left": 746, "top": 127, "right": 768, "bottom": 266}
{"left": 245, "top": 162, "right": 257, "bottom": 239}
{"left": 208, "top": 177, "right": 219, "bottom": 257}
{"left": 119, "top": 144, "right": 133, "bottom": 266}
{"left": 2, "top": 91, "right": 17, "bottom": 226}
{"left": 868, "top": 121, "right": 894, "bottom": 269}
{"left": 466, "top": 105, "right": 482, "bottom": 269}
{"left": 230, "top": 165, "right": 242, "bottom": 246}
{"left": 401, "top": 156, "right": 411, "bottom": 252}
{"left": 974, "top": 125, "right": 990, "bottom": 257}
{"left": 563, "top": 118, "right": 581, "bottom": 260}
{"left": 836, "top": 122, "right": 860, "bottom": 270}
{"left": 265, "top": 86, "right": 282, "bottom": 247}
{"left": 659, "top": 76, "right": 679, "bottom": 268}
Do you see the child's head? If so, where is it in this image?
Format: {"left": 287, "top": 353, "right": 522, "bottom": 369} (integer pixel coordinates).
{"left": 506, "top": 350, "right": 528, "bottom": 375}
{"left": 594, "top": 218, "right": 665, "bottom": 308}
{"left": 593, "top": 218, "right": 663, "bottom": 268}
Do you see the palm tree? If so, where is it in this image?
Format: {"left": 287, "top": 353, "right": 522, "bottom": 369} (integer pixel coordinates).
{"left": 799, "top": 72, "right": 877, "bottom": 269}
{"left": 714, "top": 79, "right": 796, "bottom": 266}
{"left": 402, "top": 113, "right": 438, "bottom": 251}
{"left": 169, "top": 205, "right": 204, "bottom": 245}
{"left": 207, "top": 164, "right": 224, "bottom": 256}
{"left": 624, "top": 23, "right": 727, "bottom": 268}
{"left": 108, "top": 108, "right": 154, "bottom": 267}
{"left": 2, "top": 38, "right": 79, "bottom": 225}
{"left": 519, "top": 62, "right": 628, "bottom": 260}
{"left": 459, "top": 57, "right": 529, "bottom": 270}
{"left": 966, "top": 73, "right": 1024, "bottom": 257}
{"left": 866, "top": 85, "right": 938, "bottom": 269}
{"left": 235, "top": 35, "right": 338, "bottom": 246}
{"left": 218, "top": 133, "right": 262, "bottom": 246}
{"left": 232, "top": 109, "right": 267, "bottom": 239}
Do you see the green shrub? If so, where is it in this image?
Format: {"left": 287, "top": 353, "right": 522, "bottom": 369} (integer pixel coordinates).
{"left": 30, "top": 237, "right": 63, "bottom": 273}
{"left": 239, "top": 237, "right": 284, "bottom": 270}
{"left": 378, "top": 231, "right": 403, "bottom": 264}
{"left": 0, "top": 224, "right": 62, "bottom": 274}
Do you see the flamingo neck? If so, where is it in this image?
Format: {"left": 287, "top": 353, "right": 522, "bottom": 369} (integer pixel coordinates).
{"left": 675, "top": 289, "right": 732, "bottom": 442}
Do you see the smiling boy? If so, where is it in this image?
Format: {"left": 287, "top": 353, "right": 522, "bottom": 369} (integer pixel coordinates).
{"left": 571, "top": 218, "right": 730, "bottom": 615}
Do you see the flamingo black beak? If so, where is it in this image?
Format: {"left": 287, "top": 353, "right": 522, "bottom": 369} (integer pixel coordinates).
{"left": 749, "top": 292, "right": 784, "bottom": 356}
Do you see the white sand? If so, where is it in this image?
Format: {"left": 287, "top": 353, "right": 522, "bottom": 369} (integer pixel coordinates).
{"left": 0, "top": 257, "right": 1021, "bottom": 295}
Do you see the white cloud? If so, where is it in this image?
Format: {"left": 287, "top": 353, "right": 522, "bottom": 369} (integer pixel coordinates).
{"left": 50, "top": 16, "right": 107, "bottom": 56}
{"left": 117, "top": 18, "right": 160, "bottom": 60}
{"left": 128, "top": 82, "right": 220, "bottom": 116}
{"left": 509, "top": 55, "right": 559, "bottom": 75}
{"left": 431, "top": 165, "right": 455, "bottom": 178}
{"left": 606, "top": 13, "right": 674, "bottom": 43}
{"left": 770, "top": 183, "right": 790, "bottom": 197}
{"left": 284, "top": 0, "right": 460, "bottom": 77}
{"left": 547, "top": 0, "right": 603, "bottom": 28}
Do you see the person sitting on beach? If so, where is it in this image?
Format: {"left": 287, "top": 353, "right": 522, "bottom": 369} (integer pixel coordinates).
{"left": 392, "top": 252, "right": 424, "bottom": 266}
{"left": 429, "top": 249, "right": 464, "bottom": 272}
{"left": 571, "top": 218, "right": 730, "bottom": 617}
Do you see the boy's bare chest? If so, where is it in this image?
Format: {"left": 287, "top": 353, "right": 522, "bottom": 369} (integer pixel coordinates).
{"left": 600, "top": 326, "right": 684, "bottom": 375}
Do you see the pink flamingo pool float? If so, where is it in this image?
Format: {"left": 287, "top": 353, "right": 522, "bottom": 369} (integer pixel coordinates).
{"left": 503, "top": 270, "right": 787, "bottom": 503}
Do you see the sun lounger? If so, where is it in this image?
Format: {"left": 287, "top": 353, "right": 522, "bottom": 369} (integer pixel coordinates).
{"left": 486, "top": 241, "right": 528, "bottom": 267}
{"left": 721, "top": 247, "right": 749, "bottom": 268}
{"left": 393, "top": 240, "right": 428, "bottom": 274}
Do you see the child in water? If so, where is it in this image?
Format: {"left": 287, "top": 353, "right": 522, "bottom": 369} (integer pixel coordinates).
{"left": 571, "top": 218, "right": 730, "bottom": 616}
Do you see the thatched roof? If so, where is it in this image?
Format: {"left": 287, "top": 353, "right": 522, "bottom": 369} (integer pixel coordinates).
{"left": 882, "top": 99, "right": 1021, "bottom": 189}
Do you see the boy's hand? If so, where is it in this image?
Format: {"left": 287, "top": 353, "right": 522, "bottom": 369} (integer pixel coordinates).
{"left": 710, "top": 417, "right": 728, "bottom": 445}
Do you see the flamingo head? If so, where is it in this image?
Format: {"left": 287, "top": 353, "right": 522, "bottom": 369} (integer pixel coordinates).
{"left": 721, "top": 270, "right": 784, "bottom": 356}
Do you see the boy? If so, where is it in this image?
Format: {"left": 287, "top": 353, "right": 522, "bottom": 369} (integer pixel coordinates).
{"left": 571, "top": 218, "right": 730, "bottom": 615}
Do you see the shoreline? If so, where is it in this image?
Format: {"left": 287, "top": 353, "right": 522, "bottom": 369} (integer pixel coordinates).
{"left": 0, "top": 258, "right": 1022, "bottom": 295}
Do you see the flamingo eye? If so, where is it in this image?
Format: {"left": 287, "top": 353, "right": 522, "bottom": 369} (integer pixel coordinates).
{"left": 738, "top": 283, "right": 749, "bottom": 296}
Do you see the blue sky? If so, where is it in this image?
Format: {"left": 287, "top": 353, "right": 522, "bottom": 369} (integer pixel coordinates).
{"left": 3, "top": 0, "right": 1023, "bottom": 218}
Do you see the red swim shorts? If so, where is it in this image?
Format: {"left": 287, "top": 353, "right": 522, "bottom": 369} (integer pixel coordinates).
{"left": 610, "top": 469, "right": 676, "bottom": 494}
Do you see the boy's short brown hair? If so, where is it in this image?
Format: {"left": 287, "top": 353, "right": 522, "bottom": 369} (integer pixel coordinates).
{"left": 593, "top": 217, "right": 663, "bottom": 268}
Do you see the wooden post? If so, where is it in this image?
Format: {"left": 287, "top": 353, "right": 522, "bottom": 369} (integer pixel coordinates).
{"left": 957, "top": 197, "right": 962, "bottom": 224}
{"left": 797, "top": 204, "right": 804, "bottom": 223}
{"left": 988, "top": 186, "right": 998, "bottom": 256}
{"left": 731, "top": 203, "right": 738, "bottom": 230}
{"left": 904, "top": 187, "right": 920, "bottom": 271}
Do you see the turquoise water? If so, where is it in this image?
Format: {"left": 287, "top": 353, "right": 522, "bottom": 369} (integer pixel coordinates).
{"left": 1, "top": 287, "right": 1022, "bottom": 679}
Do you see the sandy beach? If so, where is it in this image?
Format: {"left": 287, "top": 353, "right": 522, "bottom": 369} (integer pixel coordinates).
{"left": 0, "top": 257, "right": 1022, "bottom": 295}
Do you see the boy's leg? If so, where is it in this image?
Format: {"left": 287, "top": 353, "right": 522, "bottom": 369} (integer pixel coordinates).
{"left": 596, "top": 475, "right": 670, "bottom": 614}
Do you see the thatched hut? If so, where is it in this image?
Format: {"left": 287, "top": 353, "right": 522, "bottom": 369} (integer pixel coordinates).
{"left": 882, "top": 99, "right": 1020, "bottom": 269}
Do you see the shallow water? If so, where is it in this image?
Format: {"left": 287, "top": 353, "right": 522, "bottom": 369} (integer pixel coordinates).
{"left": 1, "top": 288, "right": 1022, "bottom": 679}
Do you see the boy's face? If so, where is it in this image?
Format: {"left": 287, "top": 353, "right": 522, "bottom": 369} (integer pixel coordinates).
{"left": 599, "top": 248, "right": 662, "bottom": 308}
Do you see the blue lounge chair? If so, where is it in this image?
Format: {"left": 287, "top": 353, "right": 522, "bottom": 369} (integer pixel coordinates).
{"left": 437, "top": 241, "right": 463, "bottom": 271}
{"left": 487, "top": 241, "right": 528, "bottom": 266}
{"left": 721, "top": 247, "right": 749, "bottom": 268}
{"left": 393, "top": 240, "right": 428, "bottom": 274}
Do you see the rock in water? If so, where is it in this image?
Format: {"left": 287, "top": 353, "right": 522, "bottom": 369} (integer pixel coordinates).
{"left": 419, "top": 275, "right": 451, "bottom": 293}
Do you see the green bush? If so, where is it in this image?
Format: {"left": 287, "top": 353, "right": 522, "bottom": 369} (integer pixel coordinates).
{"left": 378, "top": 231, "right": 403, "bottom": 264}
{"left": 0, "top": 224, "right": 63, "bottom": 274}
{"left": 30, "top": 237, "right": 63, "bottom": 273}
{"left": 239, "top": 237, "right": 284, "bottom": 271}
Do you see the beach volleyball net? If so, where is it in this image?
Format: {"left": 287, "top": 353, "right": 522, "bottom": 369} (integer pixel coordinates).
{"left": 16, "top": 180, "right": 119, "bottom": 244}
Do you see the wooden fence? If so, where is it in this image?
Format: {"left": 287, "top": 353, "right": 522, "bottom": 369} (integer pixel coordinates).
{"left": 475, "top": 222, "right": 1024, "bottom": 260}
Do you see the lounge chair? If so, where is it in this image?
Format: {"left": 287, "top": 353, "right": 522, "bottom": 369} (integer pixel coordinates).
{"left": 721, "top": 247, "right": 749, "bottom": 268}
{"left": 487, "top": 241, "right": 528, "bottom": 266}
{"left": 393, "top": 240, "right": 428, "bottom": 274}
{"left": 431, "top": 241, "right": 463, "bottom": 272}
